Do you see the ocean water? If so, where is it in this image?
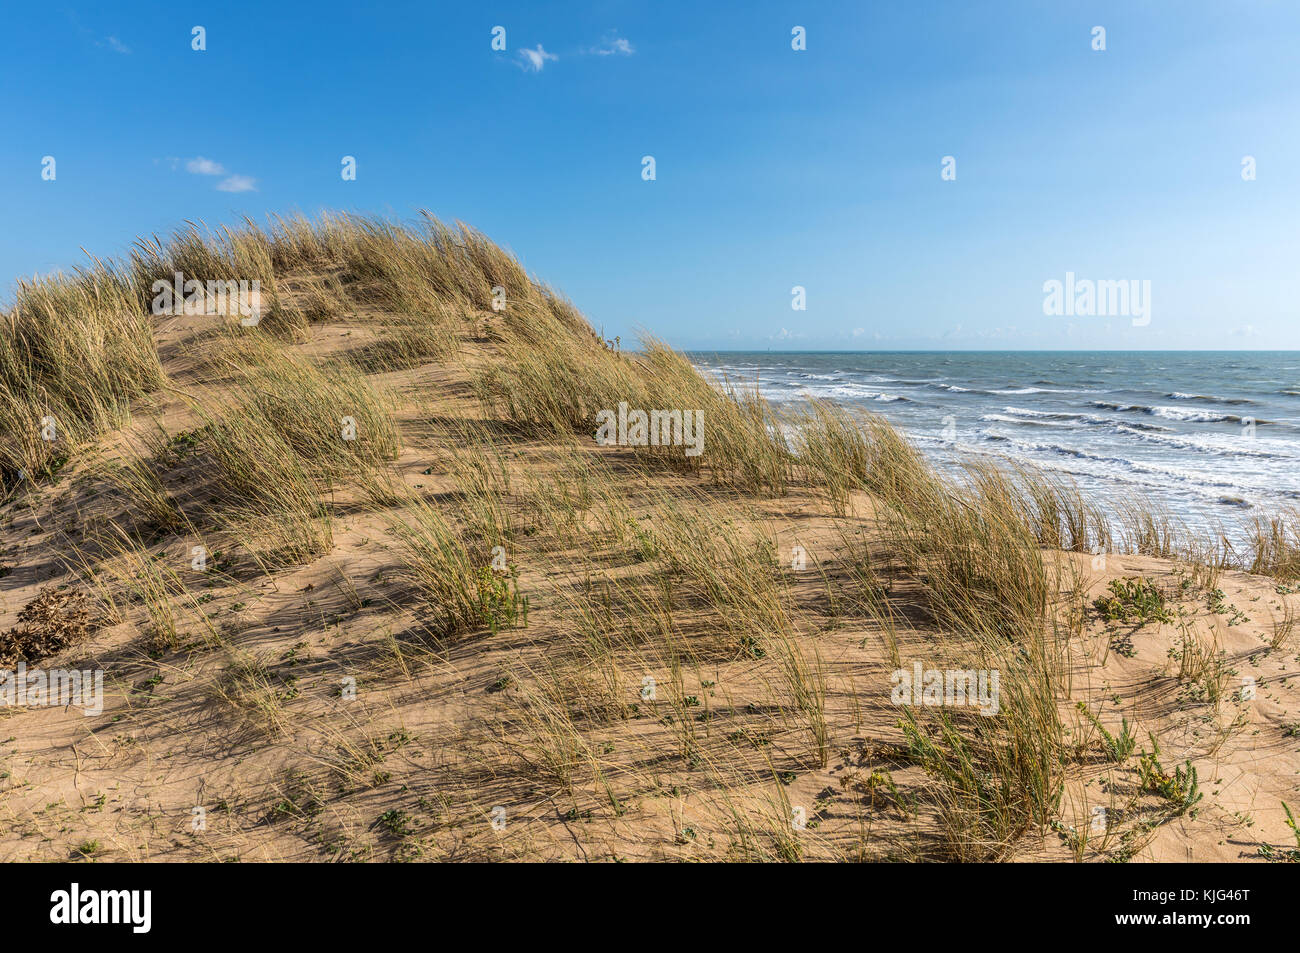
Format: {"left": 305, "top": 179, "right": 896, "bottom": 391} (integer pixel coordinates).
{"left": 690, "top": 351, "right": 1300, "bottom": 536}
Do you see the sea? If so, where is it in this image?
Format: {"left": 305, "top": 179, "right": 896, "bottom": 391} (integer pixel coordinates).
{"left": 690, "top": 351, "right": 1300, "bottom": 538}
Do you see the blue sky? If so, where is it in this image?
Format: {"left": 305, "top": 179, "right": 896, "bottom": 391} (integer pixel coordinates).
{"left": 3, "top": 1, "right": 1299, "bottom": 350}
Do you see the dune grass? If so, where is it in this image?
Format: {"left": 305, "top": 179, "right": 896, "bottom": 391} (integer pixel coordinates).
{"left": 0, "top": 263, "right": 164, "bottom": 488}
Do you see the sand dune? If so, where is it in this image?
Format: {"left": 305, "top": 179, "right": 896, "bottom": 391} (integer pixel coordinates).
{"left": 1, "top": 214, "right": 1297, "bottom": 863}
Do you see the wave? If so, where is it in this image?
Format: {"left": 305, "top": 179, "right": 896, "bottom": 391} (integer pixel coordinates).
{"left": 766, "top": 384, "right": 914, "bottom": 404}
{"left": 998, "top": 406, "right": 1078, "bottom": 420}
{"left": 1166, "top": 392, "right": 1256, "bottom": 405}
{"left": 1150, "top": 406, "right": 1244, "bottom": 423}
{"left": 992, "top": 386, "right": 1094, "bottom": 395}
{"left": 978, "top": 432, "right": 1140, "bottom": 467}
{"left": 998, "top": 406, "right": 1173, "bottom": 433}
{"left": 970, "top": 430, "right": 1300, "bottom": 503}
{"left": 1115, "top": 426, "right": 1283, "bottom": 458}
{"left": 981, "top": 413, "right": 1059, "bottom": 427}
{"left": 1090, "top": 400, "right": 1246, "bottom": 424}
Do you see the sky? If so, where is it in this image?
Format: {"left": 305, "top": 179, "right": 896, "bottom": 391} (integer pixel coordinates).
{"left": 3, "top": 1, "right": 1299, "bottom": 350}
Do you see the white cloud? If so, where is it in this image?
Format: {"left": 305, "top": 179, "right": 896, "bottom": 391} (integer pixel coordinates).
{"left": 179, "top": 157, "right": 257, "bottom": 192}
{"left": 592, "top": 33, "right": 634, "bottom": 56}
{"left": 518, "top": 44, "right": 558, "bottom": 72}
{"left": 102, "top": 35, "right": 131, "bottom": 54}
{"left": 185, "top": 157, "right": 225, "bottom": 176}
{"left": 852, "top": 327, "right": 865, "bottom": 337}
{"left": 216, "top": 175, "right": 257, "bottom": 193}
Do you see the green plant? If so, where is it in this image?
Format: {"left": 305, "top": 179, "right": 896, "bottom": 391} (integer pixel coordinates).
{"left": 475, "top": 566, "right": 529, "bottom": 634}
{"left": 1138, "top": 737, "right": 1202, "bottom": 815}
{"left": 1077, "top": 703, "right": 1136, "bottom": 763}
{"left": 1094, "top": 577, "right": 1174, "bottom": 624}
{"left": 73, "top": 839, "right": 104, "bottom": 858}
{"left": 377, "top": 809, "right": 413, "bottom": 837}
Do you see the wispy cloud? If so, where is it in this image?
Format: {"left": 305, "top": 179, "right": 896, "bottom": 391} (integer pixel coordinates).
{"left": 216, "top": 175, "right": 257, "bottom": 193}
{"left": 590, "top": 32, "right": 634, "bottom": 56}
{"left": 518, "top": 44, "right": 558, "bottom": 72}
{"left": 514, "top": 33, "right": 632, "bottom": 74}
{"left": 185, "top": 157, "right": 225, "bottom": 176}
{"left": 69, "top": 13, "right": 132, "bottom": 55}
{"left": 175, "top": 156, "right": 257, "bottom": 192}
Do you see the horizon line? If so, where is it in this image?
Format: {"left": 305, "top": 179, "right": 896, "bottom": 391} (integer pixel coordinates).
{"left": 677, "top": 347, "right": 1300, "bottom": 354}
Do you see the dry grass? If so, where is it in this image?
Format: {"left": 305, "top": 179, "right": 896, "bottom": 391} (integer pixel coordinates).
{"left": 1247, "top": 507, "right": 1300, "bottom": 580}
{"left": 0, "top": 263, "right": 163, "bottom": 488}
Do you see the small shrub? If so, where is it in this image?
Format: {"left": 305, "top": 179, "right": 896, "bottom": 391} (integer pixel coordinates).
{"left": 475, "top": 567, "right": 528, "bottom": 634}
{"left": 0, "top": 588, "right": 92, "bottom": 666}
{"left": 1094, "top": 577, "right": 1173, "bottom": 625}
{"left": 1139, "top": 737, "right": 1202, "bottom": 815}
